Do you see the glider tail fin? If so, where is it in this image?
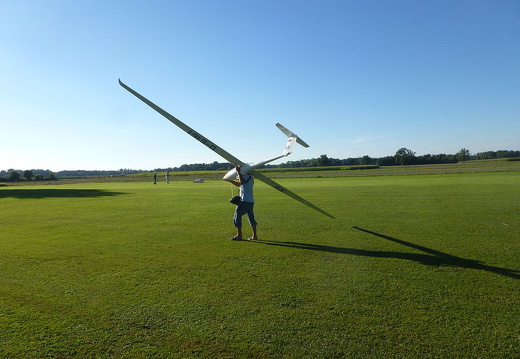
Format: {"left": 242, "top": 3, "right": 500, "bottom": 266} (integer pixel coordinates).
{"left": 283, "top": 137, "right": 296, "bottom": 156}
{"left": 276, "top": 123, "right": 310, "bottom": 148}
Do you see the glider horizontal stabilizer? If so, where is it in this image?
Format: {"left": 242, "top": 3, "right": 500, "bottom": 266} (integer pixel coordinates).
{"left": 276, "top": 123, "right": 310, "bottom": 148}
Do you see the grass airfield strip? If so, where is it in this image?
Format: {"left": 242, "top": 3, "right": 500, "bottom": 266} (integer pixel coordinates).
{"left": 0, "top": 163, "right": 519, "bottom": 358}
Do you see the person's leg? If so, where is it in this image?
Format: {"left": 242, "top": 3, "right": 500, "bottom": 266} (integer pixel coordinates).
{"left": 250, "top": 225, "right": 258, "bottom": 240}
{"left": 246, "top": 204, "right": 258, "bottom": 240}
{"left": 233, "top": 226, "right": 243, "bottom": 240}
{"left": 232, "top": 203, "right": 246, "bottom": 240}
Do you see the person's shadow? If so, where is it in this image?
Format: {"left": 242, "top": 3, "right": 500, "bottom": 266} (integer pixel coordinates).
{"left": 249, "top": 226, "right": 520, "bottom": 279}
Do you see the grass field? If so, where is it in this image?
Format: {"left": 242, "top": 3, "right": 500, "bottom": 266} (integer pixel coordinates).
{"left": 1, "top": 165, "right": 519, "bottom": 358}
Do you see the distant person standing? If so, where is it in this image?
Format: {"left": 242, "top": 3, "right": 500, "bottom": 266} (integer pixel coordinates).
{"left": 166, "top": 171, "right": 170, "bottom": 184}
{"left": 153, "top": 172, "right": 157, "bottom": 184}
{"left": 229, "top": 165, "right": 258, "bottom": 241}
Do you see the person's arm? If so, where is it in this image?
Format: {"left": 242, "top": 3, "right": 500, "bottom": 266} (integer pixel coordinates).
{"left": 229, "top": 165, "right": 243, "bottom": 187}
{"left": 235, "top": 165, "right": 246, "bottom": 185}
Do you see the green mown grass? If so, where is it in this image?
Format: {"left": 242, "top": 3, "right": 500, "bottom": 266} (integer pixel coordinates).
{"left": 0, "top": 170, "right": 519, "bottom": 358}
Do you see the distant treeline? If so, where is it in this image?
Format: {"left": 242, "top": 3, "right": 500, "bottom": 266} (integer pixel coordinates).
{"left": 0, "top": 168, "right": 143, "bottom": 182}
{"left": 54, "top": 169, "right": 144, "bottom": 177}
{"left": 276, "top": 149, "right": 520, "bottom": 168}
{"left": 156, "top": 149, "right": 520, "bottom": 171}
{"left": 2, "top": 149, "right": 519, "bottom": 182}
{"left": 159, "top": 162, "right": 234, "bottom": 172}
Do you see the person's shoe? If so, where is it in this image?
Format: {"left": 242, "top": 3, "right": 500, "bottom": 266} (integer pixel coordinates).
{"left": 248, "top": 237, "right": 260, "bottom": 240}
{"left": 230, "top": 236, "right": 243, "bottom": 241}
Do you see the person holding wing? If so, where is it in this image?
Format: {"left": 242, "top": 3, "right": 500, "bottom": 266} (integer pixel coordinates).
{"left": 229, "top": 165, "right": 258, "bottom": 241}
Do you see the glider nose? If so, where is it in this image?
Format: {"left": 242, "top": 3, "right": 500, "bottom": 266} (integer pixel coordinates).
{"left": 223, "top": 168, "right": 237, "bottom": 181}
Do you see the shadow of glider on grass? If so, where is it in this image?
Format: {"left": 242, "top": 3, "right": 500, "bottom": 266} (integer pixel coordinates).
{"left": 119, "top": 79, "right": 334, "bottom": 219}
{"left": 251, "top": 227, "right": 519, "bottom": 279}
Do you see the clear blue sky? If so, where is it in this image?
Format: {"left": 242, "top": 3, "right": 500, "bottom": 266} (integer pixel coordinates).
{"left": 1, "top": 0, "right": 519, "bottom": 171}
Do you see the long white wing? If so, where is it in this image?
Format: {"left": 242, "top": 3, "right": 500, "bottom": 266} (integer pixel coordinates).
{"left": 120, "top": 79, "right": 334, "bottom": 219}
{"left": 119, "top": 79, "right": 245, "bottom": 166}
{"left": 249, "top": 169, "right": 335, "bottom": 218}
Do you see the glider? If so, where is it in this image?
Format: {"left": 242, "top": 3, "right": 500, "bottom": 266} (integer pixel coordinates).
{"left": 119, "top": 79, "right": 334, "bottom": 219}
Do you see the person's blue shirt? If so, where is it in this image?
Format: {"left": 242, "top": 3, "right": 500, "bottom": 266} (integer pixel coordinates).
{"left": 240, "top": 174, "right": 254, "bottom": 203}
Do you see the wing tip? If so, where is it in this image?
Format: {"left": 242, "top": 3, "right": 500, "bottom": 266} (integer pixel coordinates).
{"left": 297, "top": 138, "right": 310, "bottom": 148}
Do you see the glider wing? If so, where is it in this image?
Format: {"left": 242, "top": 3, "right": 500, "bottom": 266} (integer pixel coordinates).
{"left": 118, "top": 79, "right": 245, "bottom": 166}
{"left": 120, "top": 79, "right": 334, "bottom": 219}
{"left": 248, "top": 169, "right": 335, "bottom": 218}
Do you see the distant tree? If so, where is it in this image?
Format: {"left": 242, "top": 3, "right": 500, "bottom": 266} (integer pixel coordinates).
{"left": 23, "top": 170, "right": 34, "bottom": 181}
{"left": 458, "top": 148, "right": 470, "bottom": 163}
{"left": 317, "top": 154, "right": 330, "bottom": 167}
{"left": 342, "top": 157, "right": 360, "bottom": 166}
{"left": 8, "top": 171, "right": 21, "bottom": 182}
{"left": 377, "top": 156, "right": 396, "bottom": 166}
{"left": 359, "top": 155, "right": 373, "bottom": 165}
{"left": 395, "top": 148, "right": 416, "bottom": 165}
{"left": 415, "top": 153, "right": 458, "bottom": 165}
{"left": 49, "top": 172, "right": 57, "bottom": 180}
